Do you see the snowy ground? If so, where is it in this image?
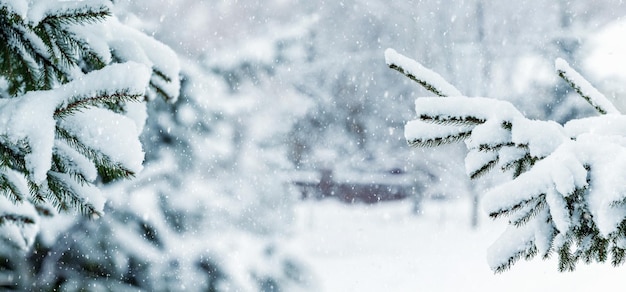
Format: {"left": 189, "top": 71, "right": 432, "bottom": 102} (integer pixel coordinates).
{"left": 291, "top": 198, "right": 625, "bottom": 292}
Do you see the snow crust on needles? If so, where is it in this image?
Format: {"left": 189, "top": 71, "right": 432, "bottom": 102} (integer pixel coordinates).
{"left": 72, "top": 17, "right": 181, "bottom": 101}
{"left": 2, "top": 0, "right": 111, "bottom": 24}
{"left": 405, "top": 96, "right": 566, "bottom": 159}
{"left": 555, "top": 58, "right": 619, "bottom": 115}
{"left": 393, "top": 46, "right": 626, "bottom": 271}
{"left": 2, "top": 0, "right": 181, "bottom": 102}
{"left": 483, "top": 132, "right": 626, "bottom": 238}
{"left": 384, "top": 48, "right": 462, "bottom": 97}
{"left": 399, "top": 68, "right": 626, "bottom": 268}
{"left": 0, "top": 61, "right": 150, "bottom": 187}
{"left": 0, "top": 63, "right": 150, "bottom": 248}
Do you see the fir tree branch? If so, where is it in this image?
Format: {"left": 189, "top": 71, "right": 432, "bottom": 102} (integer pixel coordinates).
{"left": 489, "top": 194, "right": 546, "bottom": 220}
{"left": 556, "top": 58, "right": 619, "bottom": 115}
{"left": 609, "top": 197, "right": 626, "bottom": 208}
{"left": 540, "top": 223, "right": 559, "bottom": 260}
{"left": 38, "top": 5, "right": 111, "bottom": 26}
{"left": 611, "top": 245, "right": 626, "bottom": 266}
{"left": 40, "top": 23, "right": 106, "bottom": 73}
{"left": 407, "top": 130, "right": 472, "bottom": 148}
{"left": 148, "top": 68, "right": 179, "bottom": 102}
{"left": 0, "top": 169, "right": 27, "bottom": 203}
{"left": 46, "top": 171, "right": 101, "bottom": 217}
{"left": 475, "top": 142, "right": 516, "bottom": 152}
{"left": 0, "top": 213, "right": 35, "bottom": 226}
{"left": 152, "top": 68, "right": 173, "bottom": 83}
{"left": 493, "top": 243, "right": 538, "bottom": 273}
{"left": 498, "top": 151, "right": 537, "bottom": 179}
{"left": 419, "top": 114, "right": 486, "bottom": 126}
{"left": 55, "top": 127, "right": 135, "bottom": 182}
{"left": 2, "top": 21, "right": 66, "bottom": 92}
{"left": 0, "top": 28, "right": 41, "bottom": 93}
{"left": 149, "top": 80, "right": 171, "bottom": 102}
{"left": 509, "top": 196, "right": 547, "bottom": 227}
{"left": 385, "top": 48, "right": 462, "bottom": 97}
{"left": 0, "top": 139, "right": 29, "bottom": 174}
{"left": 51, "top": 153, "right": 90, "bottom": 186}
{"left": 0, "top": 6, "right": 22, "bottom": 25}
{"left": 54, "top": 89, "right": 144, "bottom": 119}
{"left": 469, "top": 157, "right": 499, "bottom": 180}
{"left": 557, "top": 239, "right": 576, "bottom": 272}
{"left": 28, "top": 181, "right": 47, "bottom": 209}
{"left": 81, "top": 49, "right": 107, "bottom": 71}
{"left": 610, "top": 222, "right": 626, "bottom": 266}
{"left": 388, "top": 63, "right": 448, "bottom": 97}
{"left": 391, "top": 47, "right": 626, "bottom": 273}
{"left": 36, "top": 23, "right": 80, "bottom": 69}
{"left": 579, "top": 233, "right": 608, "bottom": 264}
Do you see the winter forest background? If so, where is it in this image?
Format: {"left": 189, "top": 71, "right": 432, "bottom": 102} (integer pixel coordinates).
{"left": 4, "top": 0, "right": 626, "bottom": 291}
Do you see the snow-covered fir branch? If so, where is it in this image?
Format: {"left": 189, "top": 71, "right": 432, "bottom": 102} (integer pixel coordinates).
{"left": 0, "top": 0, "right": 180, "bottom": 250}
{"left": 385, "top": 48, "right": 462, "bottom": 97}
{"left": 387, "top": 48, "right": 626, "bottom": 272}
{"left": 555, "top": 58, "right": 619, "bottom": 115}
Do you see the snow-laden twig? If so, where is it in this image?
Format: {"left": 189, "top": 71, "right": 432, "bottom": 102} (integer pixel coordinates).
{"left": 555, "top": 58, "right": 620, "bottom": 115}
{"left": 385, "top": 48, "right": 462, "bottom": 97}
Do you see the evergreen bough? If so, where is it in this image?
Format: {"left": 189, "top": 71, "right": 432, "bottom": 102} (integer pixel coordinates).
{"left": 0, "top": 0, "right": 179, "bottom": 250}
{"left": 386, "top": 48, "right": 626, "bottom": 272}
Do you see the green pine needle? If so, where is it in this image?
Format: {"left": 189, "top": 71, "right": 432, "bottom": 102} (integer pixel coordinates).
{"left": 387, "top": 63, "right": 448, "bottom": 97}
{"left": 39, "top": 6, "right": 111, "bottom": 26}
{"left": 54, "top": 89, "right": 144, "bottom": 119}
{"left": 557, "top": 240, "right": 576, "bottom": 272}
{"left": 611, "top": 246, "right": 626, "bottom": 266}
{"left": 0, "top": 170, "right": 26, "bottom": 203}
{"left": 509, "top": 197, "right": 546, "bottom": 227}
{"left": 46, "top": 171, "right": 101, "bottom": 217}
{"left": 493, "top": 244, "right": 538, "bottom": 273}
{"left": 469, "top": 157, "right": 499, "bottom": 180}
{"left": 407, "top": 130, "right": 472, "bottom": 148}
{"left": 475, "top": 142, "right": 516, "bottom": 152}
{"left": 419, "top": 114, "right": 485, "bottom": 126}
{"left": 489, "top": 194, "right": 546, "bottom": 220}
{"left": 55, "top": 127, "right": 136, "bottom": 182}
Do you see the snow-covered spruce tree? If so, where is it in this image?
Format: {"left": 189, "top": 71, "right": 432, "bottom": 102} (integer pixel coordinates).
{"left": 386, "top": 48, "right": 626, "bottom": 272}
{"left": 0, "top": 0, "right": 179, "bottom": 251}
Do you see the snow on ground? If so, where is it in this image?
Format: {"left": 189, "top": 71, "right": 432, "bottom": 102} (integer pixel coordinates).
{"left": 291, "top": 198, "right": 625, "bottom": 292}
